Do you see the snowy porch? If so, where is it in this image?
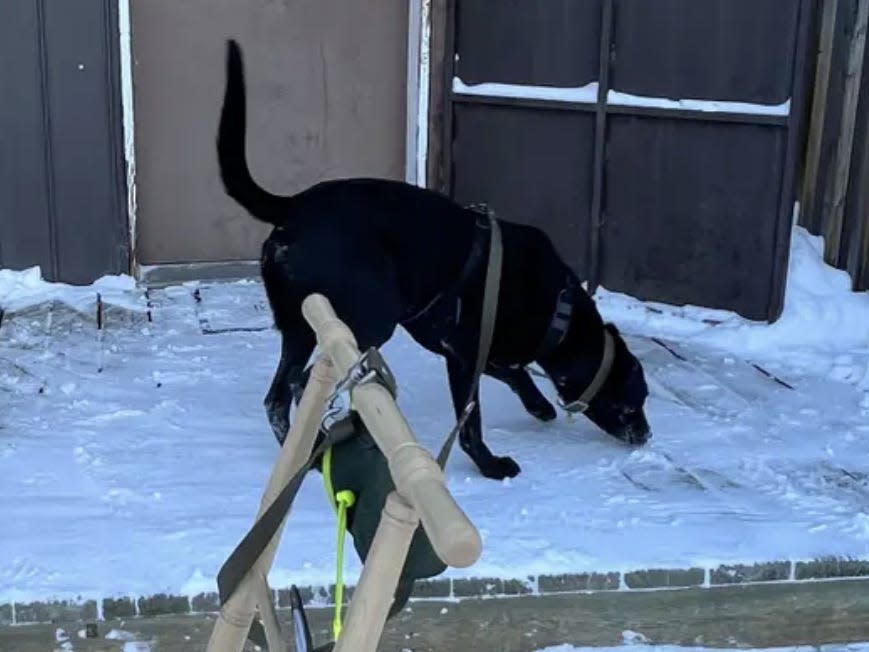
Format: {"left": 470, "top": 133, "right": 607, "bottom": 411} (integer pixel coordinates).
{"left": 0, "top": 227, "right": 868, "bottom": 623}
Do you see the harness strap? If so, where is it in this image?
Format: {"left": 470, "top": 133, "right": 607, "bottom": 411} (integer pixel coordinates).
{"left": 559, "top": 329, "right": 616, "bottom": 413}
{"left": 437, "top": 207, "right": 502, "bottom": 468}
{"left": 535, "top": 284, "right": 575, "bottom": 359}
{"left": 404, "top": 213, "right": 488, "bottom": 325}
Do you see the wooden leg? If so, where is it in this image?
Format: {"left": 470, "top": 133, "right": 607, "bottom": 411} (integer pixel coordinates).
{"left": 206, "top": 357, "right": 338, "bottom": 652}
{"left": 334, "top": 492, "right": 419, "bottom": 652}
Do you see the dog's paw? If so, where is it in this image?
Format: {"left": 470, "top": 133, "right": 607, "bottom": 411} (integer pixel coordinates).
{"left": 480, "top": 456, "right": 521, "bottom": 481}
{"left": 268, "top": 411, "right": 290, "bottom": 445}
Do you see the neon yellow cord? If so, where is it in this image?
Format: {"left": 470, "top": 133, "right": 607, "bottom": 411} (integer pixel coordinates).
{"left": 332, "top": 489, "right": 355, "bottom": 640}
{"left": 322, "top": 446, "right": 356, "bottom": 641}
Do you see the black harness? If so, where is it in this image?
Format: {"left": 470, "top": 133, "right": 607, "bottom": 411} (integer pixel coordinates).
{"left": 404, "top": 201, "right": 613, "bottom": 414}
{"left": 535, "top": 276, "right": 580, "bottom": 359}
{"left": 535, "top": 276, "right": 617, "bottom": 414}
{"left": 403, "top": 208, "right": 490, "bottom": 327}
{"left": 405, "top": 202, "right": 582, "bottom": 363}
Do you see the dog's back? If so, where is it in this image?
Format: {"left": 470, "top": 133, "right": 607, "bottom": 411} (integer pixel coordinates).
{"left": 217, "top": 39, "right": 586, "bottom": 360}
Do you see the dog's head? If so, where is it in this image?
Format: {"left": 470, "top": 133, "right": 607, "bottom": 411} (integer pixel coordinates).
{"left": 549, "top": 324, "right": 651, "bottom": 445}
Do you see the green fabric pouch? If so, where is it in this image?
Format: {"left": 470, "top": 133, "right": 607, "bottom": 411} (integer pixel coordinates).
{"left": 316, "top": 413, "right": 446, "bottom": 616}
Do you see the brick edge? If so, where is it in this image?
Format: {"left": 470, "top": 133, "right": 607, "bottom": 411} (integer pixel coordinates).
{"left": 6, "top": 556, "right": 869, "bottom": 625}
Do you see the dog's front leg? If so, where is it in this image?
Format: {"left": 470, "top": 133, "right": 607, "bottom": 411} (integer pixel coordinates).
{"left": 446, "top": 357, "right": 521, "bottom": 480}
{"left": 485, "top": 363, "right": 557, "bottom": 422}
{"left": 264, "top": 330, "right": 308, "bottom": 445}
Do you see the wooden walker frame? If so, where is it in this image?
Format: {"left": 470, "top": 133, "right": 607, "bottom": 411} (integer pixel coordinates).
{"left": 206, "top": 293, "right": 483, "bottom": 652}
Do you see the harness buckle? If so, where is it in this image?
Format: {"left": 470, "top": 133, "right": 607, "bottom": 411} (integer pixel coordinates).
{"left": 328, "top": 347, "right": 398, "bottom": 404}
{"left": 321, "top": 347, "right": 398, "bottom": 439}
{"left": 466, "top": 201, "right": 493, "bottom": 217}
{"left": 558, "top": 396, "right": 590, "bottom": 413}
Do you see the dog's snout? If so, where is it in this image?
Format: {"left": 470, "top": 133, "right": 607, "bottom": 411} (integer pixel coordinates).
{"left": 619, "top": 412, "right": 651, "bottom": 445}
{"left": 626, "top": 423, "right": 651, "bottom": 445}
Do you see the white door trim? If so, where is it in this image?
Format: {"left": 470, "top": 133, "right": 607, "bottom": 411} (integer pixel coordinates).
{"left": 405, "top": 0, "right": 431, "bottom": 187}
{"left": 118, "top": 0, "right": 138, "bottom": 269}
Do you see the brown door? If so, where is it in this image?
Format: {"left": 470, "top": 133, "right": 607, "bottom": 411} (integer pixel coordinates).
{"left": 130, "top": 0, "right": 408, "bottom": 266}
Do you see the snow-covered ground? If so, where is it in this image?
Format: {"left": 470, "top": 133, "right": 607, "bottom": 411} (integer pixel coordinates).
{"left": 0, "top": 225, "right": 867, "bottom": 605}
{"left": 597, "top": 227, "right": 869, "bottom": 406}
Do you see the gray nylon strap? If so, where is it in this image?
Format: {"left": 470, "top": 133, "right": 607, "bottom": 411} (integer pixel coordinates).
{"left": 437, "top": 212, "right": 502, "bottom": 469}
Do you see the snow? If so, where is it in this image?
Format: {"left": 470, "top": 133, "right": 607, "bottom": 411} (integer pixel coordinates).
{"left": 121, "top": 643, "right": 153, "bottom": 652}
{"left": 537, "top": 645, "right": 869, "bottom": 652}
{"left": 0, "top": 266, "right": 143, "bottom": 314}
{"left": 451, "top": 77, "right": 790, "bottom": 116}
{"left": 1, "top": 223, "right": 868, "bottom": 606}
{"left": 607, "top": 90, "right": 791, "bottom": 116}
{"left": 453, "top": 77, "right": 600, "bottom": 103}
{"left": 595, "top": 226, "right": 869, "bottom": 403}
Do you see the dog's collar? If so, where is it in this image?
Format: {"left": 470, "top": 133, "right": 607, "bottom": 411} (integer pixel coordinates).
{"left": 558, "top": 328, "right": 616, "bottom": 413}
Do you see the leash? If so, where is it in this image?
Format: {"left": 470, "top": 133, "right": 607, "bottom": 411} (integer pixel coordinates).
{"left": 437, "top": 205, "right": 502, "bottom": 468}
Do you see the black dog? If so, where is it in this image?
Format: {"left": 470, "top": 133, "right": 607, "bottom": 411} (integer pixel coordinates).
{"left": 217, "top": 40, "right": 651, "bottom": 480}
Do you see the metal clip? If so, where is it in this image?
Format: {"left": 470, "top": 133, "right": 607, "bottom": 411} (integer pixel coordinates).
{"left": 328, "top": 347, "right": 398, "bottom": 406}
{"left": 558, "top": 396, "right": 590, "bottom": 413}
{"left": 320, "top": 348, "right": 397, "bottom": 438}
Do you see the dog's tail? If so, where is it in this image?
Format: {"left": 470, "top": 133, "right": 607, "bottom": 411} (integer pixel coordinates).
{"left": 217, "top": 39, "right": 294, "bottom": 225}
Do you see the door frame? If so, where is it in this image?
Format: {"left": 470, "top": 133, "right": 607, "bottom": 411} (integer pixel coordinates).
{"left": 406, "top": 0, "right": 432, "bottom": 187}
{"left": 118, "top": 0, "right": 138, "bottom": 273}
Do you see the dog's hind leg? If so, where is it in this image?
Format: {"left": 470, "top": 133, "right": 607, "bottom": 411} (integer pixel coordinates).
{"left": 265, "top": 324, "right": 315, "bottom": 444}
{"left": 446, "top": 356, "right": 521, "bottom": 480}
{"left": 485, "top": 363, "right": 557, "bottom": 422}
